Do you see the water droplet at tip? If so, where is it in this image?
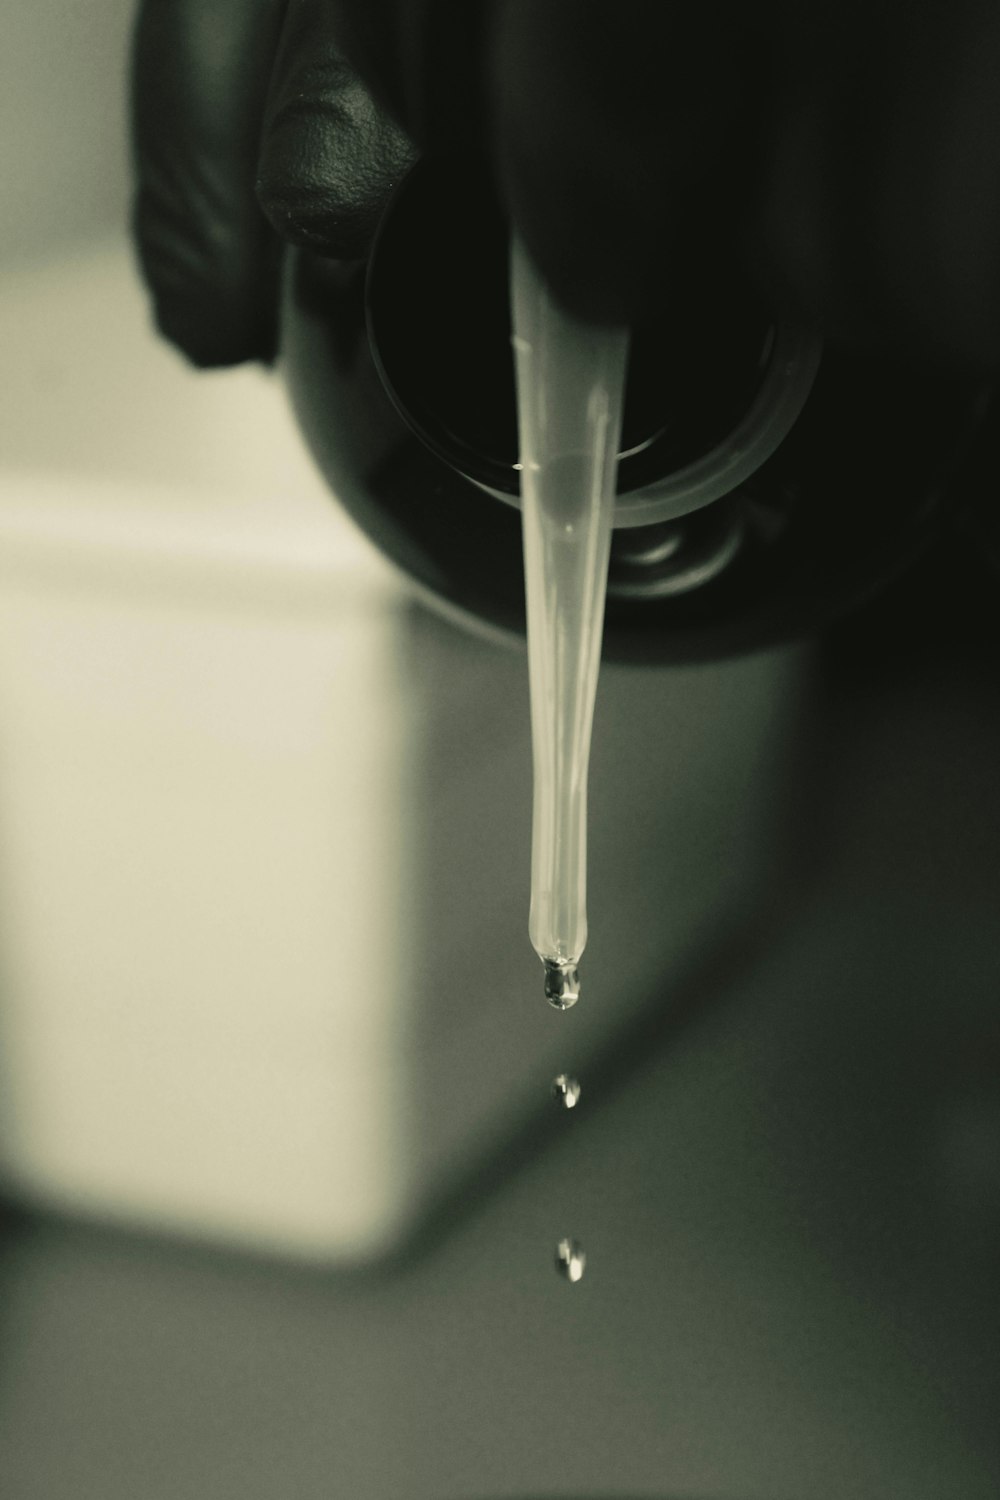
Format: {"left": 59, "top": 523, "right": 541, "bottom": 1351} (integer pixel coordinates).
{"left": 555, "top": 1238, "right": 586, "bottom": 1282}
{"left": 543, "top": 959, "right": 580, "bottom": 1010}
{"left": 551, "top": 1073, "right": 582, "bottom": 1109}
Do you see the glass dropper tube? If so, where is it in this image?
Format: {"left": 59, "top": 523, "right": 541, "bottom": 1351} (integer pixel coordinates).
{"left": 510, "top": 238, "right": 629, "bottom": 1008}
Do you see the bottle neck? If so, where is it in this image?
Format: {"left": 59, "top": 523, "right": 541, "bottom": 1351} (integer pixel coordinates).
{"left": 366, "top": 157, "right": 819, "bottom": 528}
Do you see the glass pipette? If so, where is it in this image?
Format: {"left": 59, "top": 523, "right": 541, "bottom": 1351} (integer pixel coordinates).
{"left": 510, "top": 238, "right": 629, "bottom": 1008}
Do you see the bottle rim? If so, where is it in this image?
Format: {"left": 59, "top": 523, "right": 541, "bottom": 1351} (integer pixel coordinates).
{"left": 366, "top": 159, "right": 822, "bottom": 528}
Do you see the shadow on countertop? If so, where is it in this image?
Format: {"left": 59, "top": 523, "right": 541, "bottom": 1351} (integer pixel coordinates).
{"left": 0, "top": 538, "right": 998, "bottom": 1500}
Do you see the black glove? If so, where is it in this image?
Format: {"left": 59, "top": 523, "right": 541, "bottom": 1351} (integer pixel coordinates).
{"left": 131, "top": 0, "right": 415, "bottom": 367}
{"left": 132, "top": 0, "right": 1000, "bottom": 371}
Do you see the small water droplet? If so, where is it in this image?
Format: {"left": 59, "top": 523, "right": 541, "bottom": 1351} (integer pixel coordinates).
{"left": 555, "top": 1238, "right": 586, "bottom": 1282}
{"left": 544, "top": 959, "right": 580, "bottom": 1009}
{"left": 551, "top": 1074, "right": 581, "bottom": 1109}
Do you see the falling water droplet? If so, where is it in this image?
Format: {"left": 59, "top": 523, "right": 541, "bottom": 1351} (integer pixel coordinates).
{"left": 555, "top": 1238, "right": 586, "bottom": 1282}
{"left": 543, "top": 958, "right": 580, "bottom": 1009}
{"left": 551, "top": 1074, "right": 581, "bottom": 1109}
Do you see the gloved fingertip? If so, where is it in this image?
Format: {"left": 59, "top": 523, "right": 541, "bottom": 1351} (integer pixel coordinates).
{"left": 150, "top": 292, "right": 279, "bottom": 371}
{"left": 255, "top": 55, "right": 419, "bottom": 263}
{"left": 255, "top": 161, "right": 382, "bottom": 263}
{"left": 133, "top": 200, "right": 281, "bottom": 369}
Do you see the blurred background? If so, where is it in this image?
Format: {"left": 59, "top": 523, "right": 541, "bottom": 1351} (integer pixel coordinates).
{"left": 1, "top": 4, "right": 999, "bottom": 1498}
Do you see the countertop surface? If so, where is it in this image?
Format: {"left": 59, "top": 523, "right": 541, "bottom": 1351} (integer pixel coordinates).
{"left": 1, "top": 554, "right": 999, "bottom": 1500}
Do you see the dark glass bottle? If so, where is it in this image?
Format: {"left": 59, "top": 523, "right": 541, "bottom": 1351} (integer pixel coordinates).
{"left": 281, "top": 158, "right": 994, "bottom": 664}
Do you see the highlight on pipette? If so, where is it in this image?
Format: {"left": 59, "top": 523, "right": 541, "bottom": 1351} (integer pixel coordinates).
{"left": 543, "top": 957, "right": 581, "bottom": 1010}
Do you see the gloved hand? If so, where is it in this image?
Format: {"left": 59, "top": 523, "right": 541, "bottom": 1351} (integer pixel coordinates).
{"left": 131, "top": 0, "right": 417, "bottom": 366}
{"left": 132, "top": 0, "right": 1000, "bottom": 372}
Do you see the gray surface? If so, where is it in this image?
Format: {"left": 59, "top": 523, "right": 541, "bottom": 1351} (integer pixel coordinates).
{"left": 0, "top": 0, "right": 132, "bottom": 263}
{"left": 1, "top": 636, "right": 999, "bottom": 1500}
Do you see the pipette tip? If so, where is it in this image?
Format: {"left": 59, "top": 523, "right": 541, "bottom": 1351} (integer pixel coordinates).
{"left": 543, "top": 958, "right": 580, "bottom": 1010}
